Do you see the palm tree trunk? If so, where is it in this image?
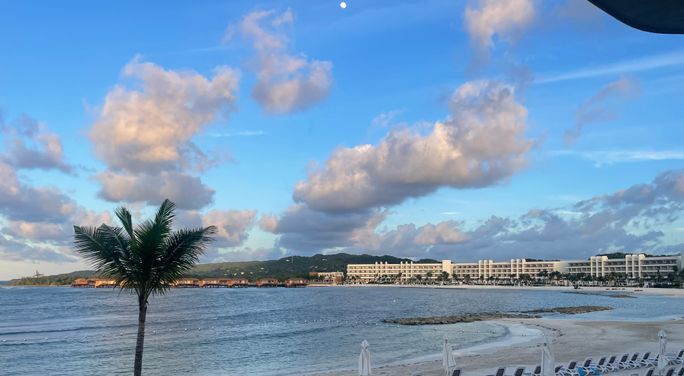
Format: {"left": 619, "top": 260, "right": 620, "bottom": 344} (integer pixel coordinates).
{"left": 134, "top": 301, "right": 147, "bottom": 376}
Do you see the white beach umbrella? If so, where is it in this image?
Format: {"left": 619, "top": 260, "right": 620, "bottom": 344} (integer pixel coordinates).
{"left": 541, "top": 337, "right": 555, "bottom": 376}
{"left": 359, "top": 340, "right": 372, "bottom": 376}
{"left": 656, "top": 329, "right": 668, "bottom": 375}
{"left": 443, "top": 336, "right": 457, "bottom": 376}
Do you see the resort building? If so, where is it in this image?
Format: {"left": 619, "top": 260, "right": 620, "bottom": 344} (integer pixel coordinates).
{"left": 346, "top": 261, "right": 452, "bottom": 283}
{"left": 559, "top": 254, "right": 681, "bottom": 279}
{"left": 346, "top": 252, "right": 684, "bottom": 282}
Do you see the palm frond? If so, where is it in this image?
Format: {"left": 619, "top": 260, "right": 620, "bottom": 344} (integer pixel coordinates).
{"left": 73, "top": 225, "right": 132, "bottom": 285}
{"left": 154, "top": 199, "right": 176, "bottom": 236}
{"left": 150, "top": 225, "right": 217, "bottom": 295}
{"left": 74, "top": 199, "right": 214, "bottom": 301}
{"left": 114, "top": 206, "right": 134, "bottom": 241}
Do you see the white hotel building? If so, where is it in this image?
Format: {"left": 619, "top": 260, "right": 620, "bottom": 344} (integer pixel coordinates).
{"left": 346, "top": 252, "right": 683, "bottom": 282}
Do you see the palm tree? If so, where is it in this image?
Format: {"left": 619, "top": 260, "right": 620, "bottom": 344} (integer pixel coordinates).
{"left": 73, "top": 199, "right": 216, "bottom": 376}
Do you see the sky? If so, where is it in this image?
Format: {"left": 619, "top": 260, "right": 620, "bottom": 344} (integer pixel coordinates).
{"left": 1, "top": 0, "right": 684, "bottom": 279}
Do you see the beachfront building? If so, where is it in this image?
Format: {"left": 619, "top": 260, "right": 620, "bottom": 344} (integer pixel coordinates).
{"left": 309, "top": 271, "right": 344, "bottom": 284}
{"left": 346, "top": 252, "right": 684, "bottom": 283}
{"left": 452, "top": 259, "right": 561, "bottom": 280}
{"left": 346, "top": 261, "right": 452, "bottom": 283}
{"left": 560, "top": 253, "right": 681, "bottom": 279}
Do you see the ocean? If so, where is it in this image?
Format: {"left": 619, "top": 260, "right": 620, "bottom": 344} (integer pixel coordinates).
{"left": 1, "top": 286, "right": 682, "bottom": 375}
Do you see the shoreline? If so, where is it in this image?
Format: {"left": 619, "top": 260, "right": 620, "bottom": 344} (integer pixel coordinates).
{"left": 309, "top": 317, "right": 684, "bottom": 376}
{"left": 326, "top": 283, "right": 684, "bottom": 297}
{"left": 9, "top": 283, "right": 684, "bottom": 299}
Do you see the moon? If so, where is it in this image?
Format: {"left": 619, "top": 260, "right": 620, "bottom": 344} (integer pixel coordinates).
{"left": 340, "top": 1, "right": 347, "bottom": 9}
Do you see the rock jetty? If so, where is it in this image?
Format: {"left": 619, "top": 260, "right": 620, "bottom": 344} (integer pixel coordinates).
{"left": 383, "top": 306, "right": 611, "bottom": 325}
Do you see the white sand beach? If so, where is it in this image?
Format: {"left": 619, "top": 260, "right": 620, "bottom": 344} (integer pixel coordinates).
{"left": 311, "top": 318, "right": 684, "bottom": 376}
{"left": 309, "top": 287, "right": 684, "bottom": 376}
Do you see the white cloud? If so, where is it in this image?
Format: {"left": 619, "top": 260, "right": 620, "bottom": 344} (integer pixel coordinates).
{"left": 176, "top": 209, "right": 258, "bottom": 249}
{"left": 88, "top": 58, "right": 240, "bottom": 210}
{"left": 0, "top": 114, "right": 72, "bottom": 173}
{"left": 464, "top": 0, "right": 535, "bottom": 63}
{"left": 536, "top": 51, "right": 684, "bottom": 84}
{"left": 89, "top": 58, "right": 239, "bottom": 175}
{"left": 233, "top": 9, "right": 333, "bottom": 114}
{"left": 202, "top": 209, "right": 257, "bottom": 247}
{"left": 96, "top": 171, "right": 215, "bottom": 210}
{"left": 293, "top": 80, "right": 532, "bottom": 212}
{"left": 565, "top": 77, "right": 640, "bottom": 144}
{"left": 266, "top": 169, "right": 684, "bottom": 261}
{"left": 552, "top": 149, "right": 684, "bottom": 167}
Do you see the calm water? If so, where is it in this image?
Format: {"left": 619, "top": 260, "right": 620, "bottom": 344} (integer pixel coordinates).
{"left": 1, "top": 286, "right": 683, "bottom": 375}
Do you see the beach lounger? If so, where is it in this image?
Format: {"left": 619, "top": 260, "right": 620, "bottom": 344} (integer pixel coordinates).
{"left": 452, "top": 369, "right": 461, "bottom": 376}
{"left": 487, "top": 368, "right": 506, "bottom": 376}
{"left": 623, "top": 353, "right": 640, "bottom": 369}
{"left": 616, "top": 354, "right": 631, "bottom": 369}
{"left": 530, "top": 365, "right": 541, "bottom": 376}
{"left": 587, "top": 356, "right": 608, "bottom": 375}
{"left": 677, "top": 366, "right": 684, "bottom": 376}
{"left": 636, "top": 353, "right": 655, "bottom": 367}
{"left": 576, "top": 359, "right": 594, "bottom": 376}
{"left": 643, "top": 354, "right": 660, "bottom": 368}
{"left": 591, "top": 357, "right": 607, "bottom": 370}
{"left": 666, "top": 368, "right": 676, "bottom": 376}
{"left": 559, "top": 361, "right": 578, "bottom": 376}
{"left": 599, "top": 355, "right": 618, "bottom": 372}
{"left": 630, "top": 352, "right": 650, "bottom": 368}
{"left": 644, "top": 369, "right": 654, "bottom": 376}
{"left": 671, "top": 350, "right": 684, "bottom": 365}
{"left": 513, "top": 367, "right": 526, "bottom": 376}
{"left": 555, "top": 366, "right": 563, "bottom": 374}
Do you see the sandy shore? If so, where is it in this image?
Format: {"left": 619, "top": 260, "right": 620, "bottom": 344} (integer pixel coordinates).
{"left": 328, "top": 283, "right": 684, "bottom": 297}
{"left": 309, "top": 318, "right": 684, "bottom": 376}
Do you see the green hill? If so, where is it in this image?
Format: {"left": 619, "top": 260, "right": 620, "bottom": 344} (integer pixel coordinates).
{"left": 8, "top": 253, "right": 438, "bottom": 285}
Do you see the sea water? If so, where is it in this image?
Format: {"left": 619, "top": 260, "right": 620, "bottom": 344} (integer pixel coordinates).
{"left": 1, "top": 286, "right": 682, "bottom": 375}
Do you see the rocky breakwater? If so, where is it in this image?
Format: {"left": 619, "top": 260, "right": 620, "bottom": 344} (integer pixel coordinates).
{"left": 383, "top": 306, "right": 611, "bottom": 325}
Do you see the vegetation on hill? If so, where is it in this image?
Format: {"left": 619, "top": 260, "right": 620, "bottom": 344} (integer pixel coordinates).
{"left": 8, "top": 270, "right": 98, "bottom": 286}
{"left": 8, "top": 253, "right": 435, "bottom": 285}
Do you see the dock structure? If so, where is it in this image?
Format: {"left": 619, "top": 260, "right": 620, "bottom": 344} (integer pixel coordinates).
{"left": 71, "top": 277, "right": 306, "bottom": 288}
{"left": 71, "top": 278, "right": 118, "bottom": 288}
{"left": 285, "top": 278, "right": 307, "bottom": 288}
{"left": 255, "top": 278, "right": 280, "bottom": 287}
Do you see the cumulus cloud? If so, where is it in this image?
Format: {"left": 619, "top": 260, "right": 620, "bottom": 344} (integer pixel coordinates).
{"left": 177, "top": 209, "right": 258, "bottom": 249}
{"left": 264, "top": 169, "right": 684, "bottom": 261}
{"left": 201, "top": 210, "right": 257, "bottom": 247}
{"left": 261, "top": 204, "right": 381, "bottom": 253}
{"left": 0, "top": 111, "right": 112, "bottom": 264}
{"left": 233, "top": 9, "right": 333, "bottom": 114}
{"left": 96, "top": 171, "right": 215, "bottom": 210}
{"left": 201, "top": 246, "right": 284, "bottom": 263}
{"left": 0, "top": 236, "right": 76, "bottom": 263}
{"left": 88, "top": 58, "right": 239, "bottom": 209}
{"left": 0, "top": 114, "right": 72, "bottom": 173}
{"left": 0, "top": 160, "right": 77, "bottom": 223}
{"left": 464, "top": 0, "right": 536, "bottom": 63}
{"left": 565, "top": 77, "right": 640, "bottom": 144}
{"left": 424, "top": 169, "right": 684, "bottom": 261}
{"left": 293, "top": 80, "right": 532, "bottom": 212}
{"left": 261, "top": 204, "right": 470, "bottom": 257}
{"left": 90, "top": 59, "right": 239, "bottom": 174}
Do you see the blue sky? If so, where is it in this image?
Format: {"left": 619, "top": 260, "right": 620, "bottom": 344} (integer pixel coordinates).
{"left": 1, "top": 0, "right": 684, "bottom": 279}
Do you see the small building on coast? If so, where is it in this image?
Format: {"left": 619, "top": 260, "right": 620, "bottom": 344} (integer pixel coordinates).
{"left": 285, "top": 278, "right": 307, "bottom": 287}
{"left": 256, "top": 278, "right": 280, "bottom": 287}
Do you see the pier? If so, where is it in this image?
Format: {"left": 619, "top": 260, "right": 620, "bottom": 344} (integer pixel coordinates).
{"left": 70, "top": 277, "right": 308, "bottom": 288}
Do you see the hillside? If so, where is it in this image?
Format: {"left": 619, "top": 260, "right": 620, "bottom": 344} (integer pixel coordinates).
{"left": 8, "top": 253, "right": 438, "bottom": 285}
